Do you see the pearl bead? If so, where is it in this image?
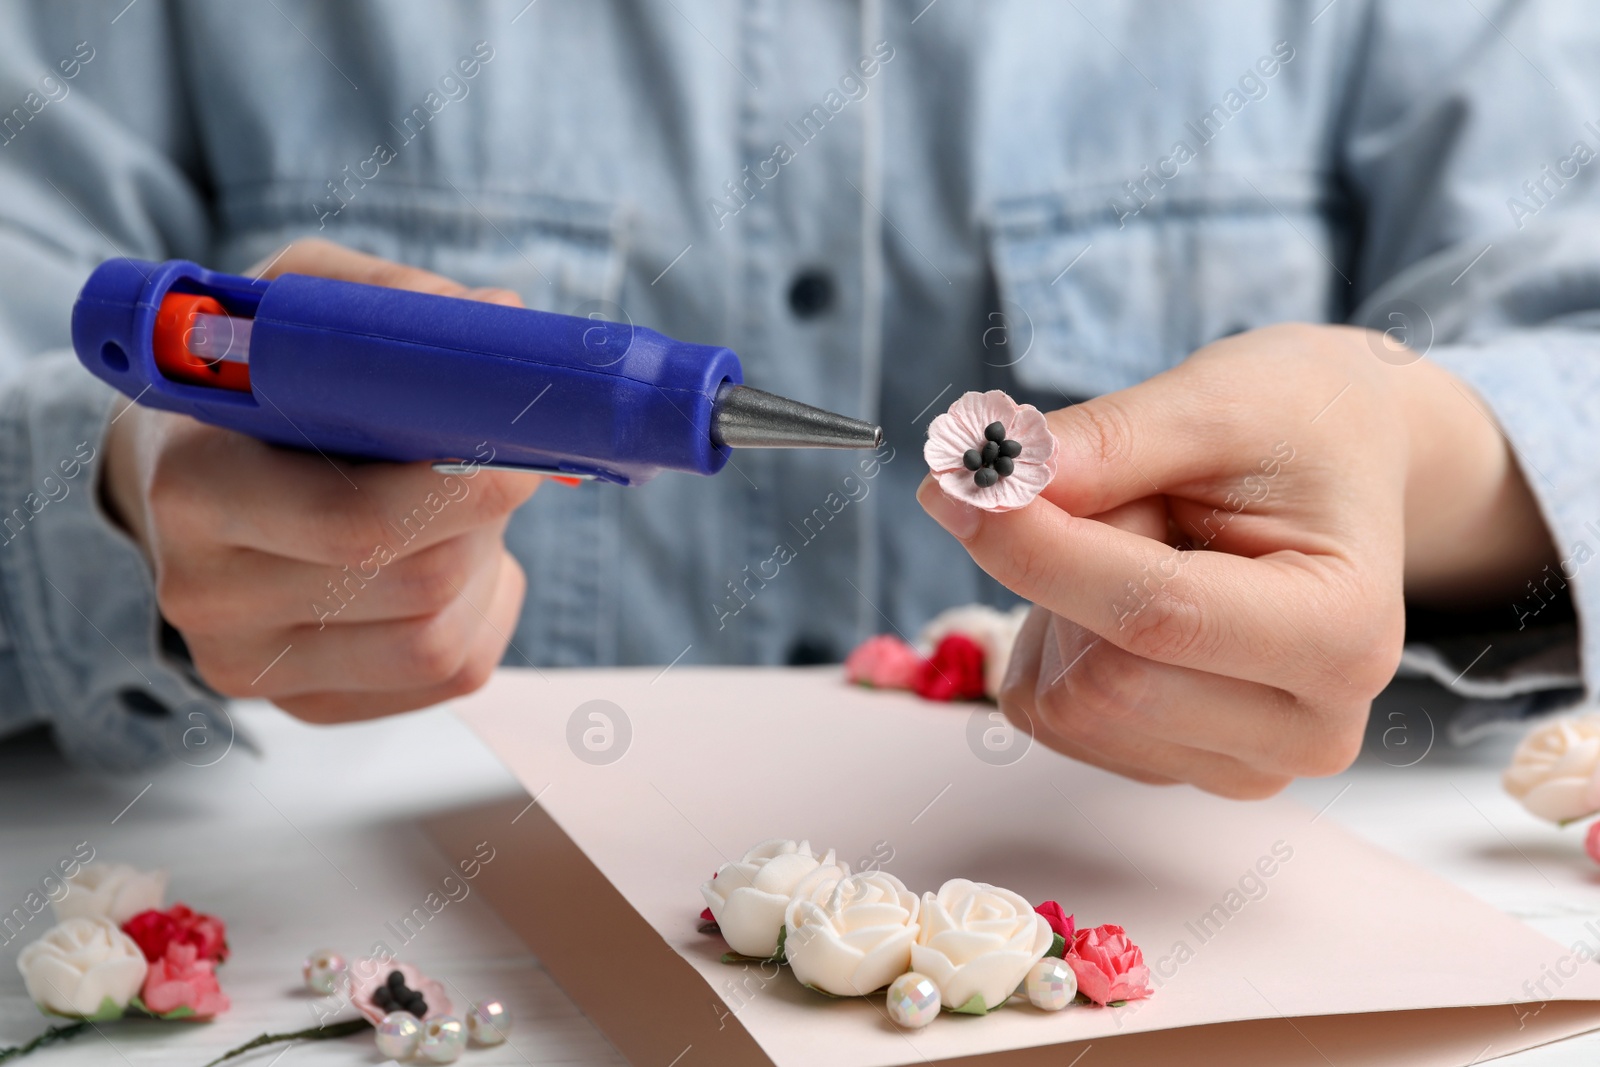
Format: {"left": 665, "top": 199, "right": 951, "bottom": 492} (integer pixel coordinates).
{"left": 467, "top": 998, "right": 511, "bottom": 1045}
{"left": 886, "top": 972, "right": 940, "bottom": 1029}
{"left": 417, "top": 1015, "right": 467, "bottom": 1063}
{"left": 374, "top": 1010, "right": 423, "bottom": 1059}
{"left": 1024, "top": 956, "right": 1077, "bottom": 1011}
{"left": 301, "top": 949, "right": 347, "bottom": 995}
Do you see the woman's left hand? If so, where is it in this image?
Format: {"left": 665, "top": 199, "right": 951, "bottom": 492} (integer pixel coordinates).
{"left": 918, "top": 324, "right": 1555, "bottom": 798}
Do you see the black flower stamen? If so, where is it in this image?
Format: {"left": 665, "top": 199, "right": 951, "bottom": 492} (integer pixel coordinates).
{"left": 373, "top": 970, "right": 428, "bottom": 1018}
{"left": 971, "top": 421, "right": 1024, "bottom": 486}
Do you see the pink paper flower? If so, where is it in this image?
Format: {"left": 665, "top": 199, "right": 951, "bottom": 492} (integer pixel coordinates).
{"left": 348, "top": 959, "right": 451, "bottom": 1024}
{"left": 845, "top": 634, "right": 925, "bottom": 690}
{"left": 924, "top": 390, "right": 1058, "bottom": 512}
{"left": 1034, "top": 901, "right": 1075, "bottom": 944}
{"left": 1065, "top": 923, "right": 1152, "bottom": 1006}
{"left": 140, "top": 942, "right": 230, "bottom": 1019}
{"left": 1586, "top": 821, "right": 1600, "bottom": 865}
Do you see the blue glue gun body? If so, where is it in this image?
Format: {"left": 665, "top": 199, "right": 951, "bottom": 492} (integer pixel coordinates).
{"left": 70, "top": 258, "right": 742, "bottom": 486}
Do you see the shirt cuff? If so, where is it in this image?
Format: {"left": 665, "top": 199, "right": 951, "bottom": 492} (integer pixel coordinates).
{"left": 0, "top": 351, "right": 235, "bottom": 771}
{"left": 1411, "top": 331, "right": 1600, "bottom": 736}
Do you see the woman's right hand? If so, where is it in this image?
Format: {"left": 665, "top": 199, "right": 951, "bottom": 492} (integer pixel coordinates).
{"left": 99, "top": 239, "right": 542, "bottom": 722}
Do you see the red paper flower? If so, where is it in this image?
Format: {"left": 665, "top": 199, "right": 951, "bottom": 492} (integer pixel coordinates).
{"left": 845, "top": 634, "right": 925, "bottom": 690}
{"left": 140, "top": 942, "right": 230, "bottom": 1019}
{"left": 1034, "top": 901, "right": 1075, "bottom": 944}
{"left": 1586, "top": 821, "right": 1600, "bottom": 865}
{"left": 1065, "top": 923, "right": 1152, "bottom": 1006}
{"left": 913, "top": 634, "right": 987, "bottom": 702}
{"left": 123, "top": 904, "right": 229, "bottom": 965}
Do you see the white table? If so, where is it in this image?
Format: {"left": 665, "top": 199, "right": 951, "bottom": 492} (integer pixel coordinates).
{"left": 1, "top": 675, "right": 1596, "bottom": 1065}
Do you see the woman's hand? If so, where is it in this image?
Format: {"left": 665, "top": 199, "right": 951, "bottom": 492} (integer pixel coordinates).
{"left": 918, "top": 323, "right": 1555, "bottom": 798}
{"left": 100, "top": 239, "right": 540, "bottom": 723}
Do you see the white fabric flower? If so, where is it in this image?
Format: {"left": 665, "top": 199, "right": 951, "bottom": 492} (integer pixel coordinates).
{"left": 701, "top": 839, "right": 847, "bottom": 958}
{"left": 918, "top": 604, "right": 1030, "bottom": 699}
{"left": 911, "top": 879, "right": 1052, "bottom": 1013}
{"left": 784, "top": 871, "right": 920, "bottom": 996}
{"left": 17, "top": 917, "right": 148, "bottom": 1018}
{"left": 1504, "top": 715, "right": 1600, "bottom": 823}
{"left": 52, "top": 862, "right": 168, "bottom": 924}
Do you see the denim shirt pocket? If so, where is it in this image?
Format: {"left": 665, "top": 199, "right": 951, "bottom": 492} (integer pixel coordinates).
{"left": 215, "top": 184, "right": 627, "bottom": 667}
{"left": 983, "top": 171, "right": 1344, "bottom": 398}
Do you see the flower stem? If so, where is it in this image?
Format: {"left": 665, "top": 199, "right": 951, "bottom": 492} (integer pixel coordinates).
{"left": 0, "top": 1021, "right": 90, "bottom": 1062}
{"left": 200, "top": 1018, "right": 372, "bottom": 1067}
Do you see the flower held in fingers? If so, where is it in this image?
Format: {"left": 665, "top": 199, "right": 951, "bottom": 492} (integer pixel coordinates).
{"left": 911, "top": 879, "right": 1052, "bottom": 1013}
{"left": 924, "top": 390, "right": 1058, "bottom": 512}
{"left": 784, "top": 871, "right": 920, "bottom": 996}
{"left": 701, "top": 840, "right": 848, "bottom": 958}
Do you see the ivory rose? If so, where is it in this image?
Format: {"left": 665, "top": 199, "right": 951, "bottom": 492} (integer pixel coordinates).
{"left": 17, "top": 917, "right": 148, "bottom": 1019}
{"left": 1503, "top": 714, "right": 1600, "bottom": 823}
{"left": 701, "top": 840, "right": 848, "bottom": 958}
{"left": 910, "top": 879, "right": 1052, "bottom": 1013}
{"left": 784, "top": 871, "right": 920, "bottom": 996}
{"left": 53, "top": 863, "right": 168, "bottom": 925}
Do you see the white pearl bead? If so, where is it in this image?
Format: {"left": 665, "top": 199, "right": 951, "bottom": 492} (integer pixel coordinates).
{"left": 886, "top": 972, "right": 941, "bottom": 1029}
{"left": 467, "top": 998, "right": 511, "bottom": 1045}
{"left": 301, "top": 949, "right": 347, "bottom": 995}
{"left": 1024, "top": 956, "right": 1077, "bottom": 1011}
{"left": 374, "top": 1010, "right": 423, "bottom": 1059}
{"left": 417, "top": 1015, "right": 467, "bottom": 1063}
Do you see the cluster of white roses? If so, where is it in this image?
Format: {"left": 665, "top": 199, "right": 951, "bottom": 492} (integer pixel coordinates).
{"left": 16, "top": 864, "right": 168, "bottom": 1019}
{"left": 701, "top": 840, "right": 1058, "bottom": 1017}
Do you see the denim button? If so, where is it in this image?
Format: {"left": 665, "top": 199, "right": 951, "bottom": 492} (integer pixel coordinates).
{"left": 787, "top": 269, "right": 835, "bottom": 318}
{"left": 785, "top": 635, "right": 838, "bottom": 665}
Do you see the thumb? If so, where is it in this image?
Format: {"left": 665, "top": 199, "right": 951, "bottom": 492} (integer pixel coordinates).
{"left": 1037, "top": 382, "right": 1212, "bottom": 518}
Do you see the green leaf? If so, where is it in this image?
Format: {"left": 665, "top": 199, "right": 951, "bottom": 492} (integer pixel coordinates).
{"left": 948, "top": 993, "right": 989, "bottom": 1015}
{"left": 1108, "top": 999, "right": 1128, "bottom": 1007}
{"left": 802, "top": 983, "right": 842, "bottom": 999}
{"left": 1046, "top": 933, "right": 1067, "bottom": 959}
{"left": 129, "top": 997, "right": 197, "bottom": 1021}
{"left": 773, "top": 926, "right": 788, "bottom": 965}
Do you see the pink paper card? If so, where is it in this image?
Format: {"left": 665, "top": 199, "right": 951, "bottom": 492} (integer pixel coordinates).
{"left": 441, "top": 666, "right": 1600, "bottom": 1065}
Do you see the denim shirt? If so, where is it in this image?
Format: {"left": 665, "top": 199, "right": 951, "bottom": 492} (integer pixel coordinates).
{"left": 0, "top": 0, "right": 1597, "bottom": 768}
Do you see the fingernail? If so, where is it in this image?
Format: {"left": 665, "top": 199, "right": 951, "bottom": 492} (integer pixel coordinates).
{"left": 917, "top": 476, "right": 982, "bottom": 541}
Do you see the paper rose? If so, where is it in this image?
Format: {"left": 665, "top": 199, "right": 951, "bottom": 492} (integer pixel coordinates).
{"left": 784, "top": 871, "right": 920, "bottom": 997}
{"left": 918, "top": 604, "right": 1030, "bottom": 699}
{"left": 1503, "top": 714, "right": 1600, "bottom": 823}
{"left": 17, "top": 917, "right": 149, "bottom": 1019}
{"left": 123, "top": 904, "right": 229, "bottom": 964}
{"left": 845, "top": 635, "right": 924, "bottom": 690}
{"left": 348, "top": 959, "right": 451, "bottom": 1024}
{"left": 1034, "top": 901, "right": 1075, "bottom": 946}
{"left": 140, "top": 942, "right": 230, "bottom": 1019}
{"left": 911, "top": 879, "right": 1052, "bottom": 1013}
{"left": 53, "top": 863, "right": 168, "bottom": 925}
{"left": 702, "top": 840, "right": 848, "bottom": 958}
{"left": 924, "top": 390, "right": 1058, "bottom": 512}
{"left": 1065, "top": 923, "right": 1152, "bottom": 1006}
{"left": 914, "top": 634, "right": 988, "bottom": 702}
